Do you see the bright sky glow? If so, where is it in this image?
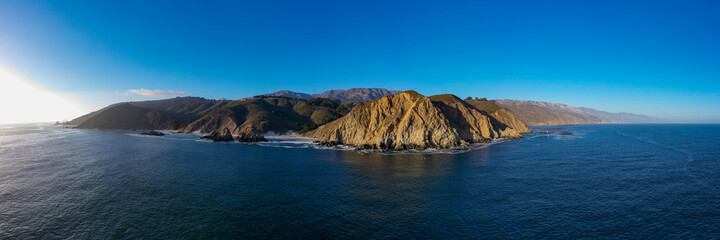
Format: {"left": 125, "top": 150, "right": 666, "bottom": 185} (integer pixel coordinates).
{"left": 1, "top": 1, "right": 719, "bottom": 123}
{"left": 0, "top": 62, "right": 93, "bottom": 124}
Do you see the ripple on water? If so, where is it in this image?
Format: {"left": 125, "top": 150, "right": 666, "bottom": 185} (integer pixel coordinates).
{"left": 0, "top": 123, "right": 718, "bottom": 238}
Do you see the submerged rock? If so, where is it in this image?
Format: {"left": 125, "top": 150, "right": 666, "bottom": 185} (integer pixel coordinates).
{"left": 201, "top": 128, "right": 235, "bottom": 142}
{"left": 140, "top": 130, "right": 165, "bottom": 136}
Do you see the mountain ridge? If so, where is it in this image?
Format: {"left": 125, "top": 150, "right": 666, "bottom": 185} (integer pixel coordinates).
{"left": 302, "top": 91, "right": 531, "bottom": 150}
{"left": 66, "top": 88, "right": 660, "bottom": 146}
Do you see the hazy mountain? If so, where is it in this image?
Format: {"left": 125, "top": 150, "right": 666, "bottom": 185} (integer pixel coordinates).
{"left": 263, "top": 88, "right": 402, "bottom": 102}
{"left": 495, "top": 100, "right": 662, "bottom": 126}
{"left": 302, "top": 91, "right": 530, "bottom": 150}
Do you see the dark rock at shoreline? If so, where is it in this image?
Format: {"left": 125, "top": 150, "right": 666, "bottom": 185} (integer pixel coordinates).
{"left": 236, "top": 133, "right": 267, "bottom": 142}
{"left": 236, "top": 127, "right": 268, "bottom": 142}
{"left": 201, "top": 128, "right": 235, "bottom": 142}
{"left": 140, "top": 130, "right": 165, "bottom": 136}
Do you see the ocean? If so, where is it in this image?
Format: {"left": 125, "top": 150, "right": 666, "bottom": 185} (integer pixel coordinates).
{"left": 0, "top": 123, "right": 718, "bottom": 239}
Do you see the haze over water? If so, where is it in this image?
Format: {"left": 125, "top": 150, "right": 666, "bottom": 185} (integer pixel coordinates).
{"left": 0, "top": 123, "right": 718, "bottom": 239}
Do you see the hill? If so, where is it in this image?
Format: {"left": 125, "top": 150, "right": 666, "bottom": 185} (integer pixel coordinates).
{"left": 179, "top": 96, "right": 350, "bottom": 136}
{"left": 464, "top": 98, "right": 532, "bottom": 134}
{"left": 70, "top": 97, "right": 230, "bottom": 130}
{"left": 70, "top": 96, "right": 351, "bottom": 136}
{"left": 302, "top": 91, "right": 531, "bottom": 150}
{"left": 76, "top": 103, "right": 181, "bottom": 130}
{"left": 67, "top": 89, "right": 658, "bottom": 144}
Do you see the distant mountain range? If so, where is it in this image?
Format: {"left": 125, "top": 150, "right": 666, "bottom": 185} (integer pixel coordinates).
{"left": 494, "top": 100, "right": 662, "bottom": 126}
{"left": 65, "top": 88, "right": 661, "bottom": 148}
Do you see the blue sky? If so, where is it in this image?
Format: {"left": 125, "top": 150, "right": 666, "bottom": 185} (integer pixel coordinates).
{"left": 1, "top": 0, "right": 719, "bottom": 122}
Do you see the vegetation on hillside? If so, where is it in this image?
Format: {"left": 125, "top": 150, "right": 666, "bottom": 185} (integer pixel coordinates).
{"left": 179, "top": 97, "right": 352, "bottom": 135}
{"left": 465, "top": 98, "right": 502, "bottom": 113}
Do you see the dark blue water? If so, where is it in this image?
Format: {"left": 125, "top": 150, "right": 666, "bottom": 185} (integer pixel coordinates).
{"left": 0, "top": 123, "right": 718, "bottom": 239}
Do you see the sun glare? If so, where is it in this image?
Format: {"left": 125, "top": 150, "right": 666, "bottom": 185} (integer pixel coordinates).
{"left": 0, "top": 62, "right": 93, "bottom": 125}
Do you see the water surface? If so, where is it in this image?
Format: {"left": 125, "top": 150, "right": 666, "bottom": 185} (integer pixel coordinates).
{"left": 0, "top": 123, "right": 718, "bottom": 239}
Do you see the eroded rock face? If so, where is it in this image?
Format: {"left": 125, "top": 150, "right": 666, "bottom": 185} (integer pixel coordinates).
{"left": 236, "top": 127, "right": 268, "bottom": 142}
{"left": 201, "top": 127, "right": 235, "bottom": 142}
{"left": 488, "top": 109, "right": 532, "bottom": 135}
{"left": 302, "top": 91, "right": 530, "bottom": 150}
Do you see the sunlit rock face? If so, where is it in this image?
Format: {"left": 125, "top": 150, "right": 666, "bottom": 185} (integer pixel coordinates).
{"left": 0, "top": 63, "right": 92, "bottom": 124}
{"left": 302, "top": 91, "right": 530, "bottom": 150}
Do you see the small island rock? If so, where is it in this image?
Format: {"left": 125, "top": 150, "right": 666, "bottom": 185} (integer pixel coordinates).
{"left": 140, "top": 130, "right": 165, "bottom": 136}
{"left": 236, "top": 127, "right": 268, "bottom": 142}
{"left": 201, "top": 128, "right": 235, "bottom": 142}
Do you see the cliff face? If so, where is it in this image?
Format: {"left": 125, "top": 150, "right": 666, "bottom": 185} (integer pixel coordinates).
{"left": 464, "top": 99, "right": 532, "bottom": 134}
{"left": 489, "top": 109, "right": 533, "bottom": 134}
{"left": 302, "top": 91, "right": 530, "bottom": 150}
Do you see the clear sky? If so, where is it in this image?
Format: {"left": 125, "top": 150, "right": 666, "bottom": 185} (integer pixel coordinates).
{"left": 1, "top": 0, "right": 719, "bottom": 123}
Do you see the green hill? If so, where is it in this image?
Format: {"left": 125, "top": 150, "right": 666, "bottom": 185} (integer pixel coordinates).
{"left": 180, "top": 96, "right": 350, "bottom": 135}
{"left": 70, "top": 97, "right": 229, "bottom": 130}
{"left": 76, "top": 103, "right": 181, "bottom": 130}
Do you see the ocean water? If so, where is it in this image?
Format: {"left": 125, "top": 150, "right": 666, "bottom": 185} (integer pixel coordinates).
{"left": 0, "top": 123, "right": 718, "bottom": 239}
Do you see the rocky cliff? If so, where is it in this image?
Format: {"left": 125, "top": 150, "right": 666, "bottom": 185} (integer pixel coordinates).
{"left": 465, "top": 98, "right": 532, "bottom": 134}
{"left": 302, "top": 91, "right": 530, "bottom": 150}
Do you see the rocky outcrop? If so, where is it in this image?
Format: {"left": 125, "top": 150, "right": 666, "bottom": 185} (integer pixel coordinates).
{"left": 140, "top": 130, "right": 165, "bottom": 136}
{"left": 488, "top": 109, "right": 532, "bottom": 134}
{"left": 201, "top": 128, "right": 235, "bottom": 142}
{"left": 236, "top": 127, "right": 268, "bottom": 142}
{"left": 464, "top": 98, "right": 532, "bottom": 134}
{"left": 302, "top": 91, "right": 530, "bottom": 150}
